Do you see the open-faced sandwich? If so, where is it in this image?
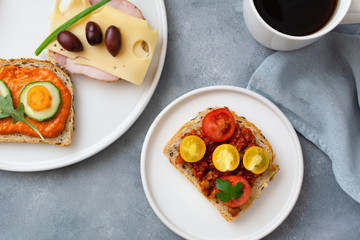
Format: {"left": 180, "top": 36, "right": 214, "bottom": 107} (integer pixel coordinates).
{"left": 0, "top": 58, "right": 74, "bottom": 146}
{"left": 42, "top": 0, "right": 158, "bottom": 85}
{"left": 163, "top": 107, "right": 279, "bottom": 222}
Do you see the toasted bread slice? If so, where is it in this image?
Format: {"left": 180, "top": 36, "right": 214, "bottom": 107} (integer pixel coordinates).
{"left": 0, "top": 58, "right": 74, "bottom": 146}
{"left": 163, "top": 107, "right": 279, "bottom": 222}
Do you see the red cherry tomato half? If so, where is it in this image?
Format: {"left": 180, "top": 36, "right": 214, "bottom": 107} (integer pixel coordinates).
{"left": 202, "top": 108, "right": 236, "bottom": 142}
{"left": 216, "top": 175, "right": 251, "bottom": 208}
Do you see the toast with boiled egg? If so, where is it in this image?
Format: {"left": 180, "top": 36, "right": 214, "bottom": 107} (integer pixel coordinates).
{"left": 0, "top": 58, "right": 74, "bottom": 146}
{"left": 163, "top": 107, "right": 279, "bottom": 222}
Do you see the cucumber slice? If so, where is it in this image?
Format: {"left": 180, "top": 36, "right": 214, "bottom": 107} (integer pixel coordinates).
{"left": 19, "top": 81, "right": 61, "bottom": 122}
{"left": 0, "top": 79, "right": 11, "bottom": 115}
{"left": 0, "top": 79, "right": 11, "bottom": 97}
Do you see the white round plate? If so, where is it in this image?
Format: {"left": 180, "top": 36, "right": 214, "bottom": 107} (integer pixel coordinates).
{"left": 0, "top": 0, "right": 167, "bottom": 171}
{"left": 141, "top": 86, "right": 303, "bottom": 240}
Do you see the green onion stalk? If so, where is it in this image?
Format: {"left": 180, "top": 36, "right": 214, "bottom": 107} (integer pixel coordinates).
{"left": 35, "top": 0, "right": 111, "bottom": 56}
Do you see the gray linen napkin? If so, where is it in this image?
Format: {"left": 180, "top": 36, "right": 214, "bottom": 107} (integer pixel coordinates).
{"left": 247, "top": 32, "right": 360, "bottom": 203}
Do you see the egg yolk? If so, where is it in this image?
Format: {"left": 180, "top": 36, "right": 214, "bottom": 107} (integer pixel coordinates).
{"left": 27, "top": 85, "right": 51, "bottom": 111}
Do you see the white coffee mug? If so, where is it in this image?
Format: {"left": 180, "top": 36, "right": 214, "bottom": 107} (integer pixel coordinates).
{"left": 243, "top": 0, "right": 360, "bottom": 51}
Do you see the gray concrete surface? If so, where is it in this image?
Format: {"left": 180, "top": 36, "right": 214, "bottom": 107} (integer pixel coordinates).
{"left": 0, "top": 0, "right": 359, "bottom": 239}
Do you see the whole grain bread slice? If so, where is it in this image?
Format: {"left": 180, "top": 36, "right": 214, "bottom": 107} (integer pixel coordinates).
{"left": 163, "top": 107, "right": 279, "bottom": 222}
{"left": 0, "top": 58, "right": 74, "bottom": 146}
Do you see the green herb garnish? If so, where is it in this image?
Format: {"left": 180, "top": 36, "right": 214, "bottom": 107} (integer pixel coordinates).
{"left": 215, "top": 178, "right": 243, "bottom": 202}
{"left": 35, "top": 0, "right": 111, "bottom": 56}
{"left": 0, "top": 95, "right": 44, "bottom": 140}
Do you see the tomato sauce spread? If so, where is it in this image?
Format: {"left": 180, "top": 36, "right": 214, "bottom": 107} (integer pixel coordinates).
{"left": 176, "top": 124, "right": 262, "bottom": 199}
{"left": 0, "top": 65, "right": 72, "bottom": 138}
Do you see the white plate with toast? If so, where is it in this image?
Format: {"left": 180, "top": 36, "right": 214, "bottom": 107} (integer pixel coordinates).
{"left": 141, "top": 86, "right": 303, "bottom": 240}
{"left": 0, "top": 0, "right": 167, "bottom": 171}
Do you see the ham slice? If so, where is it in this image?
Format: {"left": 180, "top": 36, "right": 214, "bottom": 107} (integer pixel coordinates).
{"left": 89, "top": 0, "right": 144, "bottom": 20}
{"left": 55, "top": 0, "right": 144, "bottom": 82}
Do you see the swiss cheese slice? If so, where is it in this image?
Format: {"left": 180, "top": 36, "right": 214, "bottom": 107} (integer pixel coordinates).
{"left": 47, "top": 0, "right": 158, "bottom": 85}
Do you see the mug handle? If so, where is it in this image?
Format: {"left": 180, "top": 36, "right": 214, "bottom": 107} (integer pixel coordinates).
{"left": 341, "top": 0, "right": 360, "bottom": 24}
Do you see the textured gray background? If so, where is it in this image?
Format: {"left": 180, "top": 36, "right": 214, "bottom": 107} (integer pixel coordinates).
{"left": 1, "top": 0, "right": 360, "bottom": 239}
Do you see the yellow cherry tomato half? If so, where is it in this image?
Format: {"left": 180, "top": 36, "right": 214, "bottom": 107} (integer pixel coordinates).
{"left": 27, "top": 85, "right": 51, "bottom": 111}
{"left": 212, "top": 144, "right": 240, "bottom": 172}
{"left": 180, "top": 135, "right": 206, "bottom": 163}
{"left": 243, "top": 146, "right": 270, "bottom": 174}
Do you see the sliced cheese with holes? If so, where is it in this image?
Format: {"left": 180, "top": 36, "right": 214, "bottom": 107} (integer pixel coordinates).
{"left": 47, "top": 0, "right": 158, "bottom": 85}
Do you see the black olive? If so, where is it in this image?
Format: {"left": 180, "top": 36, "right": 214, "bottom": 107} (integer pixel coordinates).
{"left": 57, "top": 30, "right": 83, "bottom": 52}
{"left": 86, "top": 21, "right": 103, "bottom": 46}
{"left": 105, "top": 26, "right": 121, "bottom": 57}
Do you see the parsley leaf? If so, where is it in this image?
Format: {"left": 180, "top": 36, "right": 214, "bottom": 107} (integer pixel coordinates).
{"left": 215, "top": 178, "right": 243, "bottom": 202}
{"left": 0, "top": 95, "right": 44, "bottom": 140}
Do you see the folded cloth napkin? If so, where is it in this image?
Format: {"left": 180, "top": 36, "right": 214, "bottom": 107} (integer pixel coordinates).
{"left": 247, "top": 32, "right": 360, "bottom": 203}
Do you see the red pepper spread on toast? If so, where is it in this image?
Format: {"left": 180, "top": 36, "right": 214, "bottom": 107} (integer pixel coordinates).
{"left": 0, "top": 65, "right": 71, "bottom": 138}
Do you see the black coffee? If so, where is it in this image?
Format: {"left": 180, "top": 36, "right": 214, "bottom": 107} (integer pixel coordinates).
{"left": 253, "top": 0, "right": 338, "bottom": 36}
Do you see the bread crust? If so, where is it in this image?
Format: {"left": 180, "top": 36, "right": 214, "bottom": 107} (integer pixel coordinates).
{"left": 0, "top": 58, "right": 74, "bottom": 146}
{"left": 163, "top": 107, "right": 279, "bottom": 222}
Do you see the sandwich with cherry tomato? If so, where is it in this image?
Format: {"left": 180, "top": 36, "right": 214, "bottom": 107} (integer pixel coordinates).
{"left": 163, "top": 107, "right": 279, "bottom": 222}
